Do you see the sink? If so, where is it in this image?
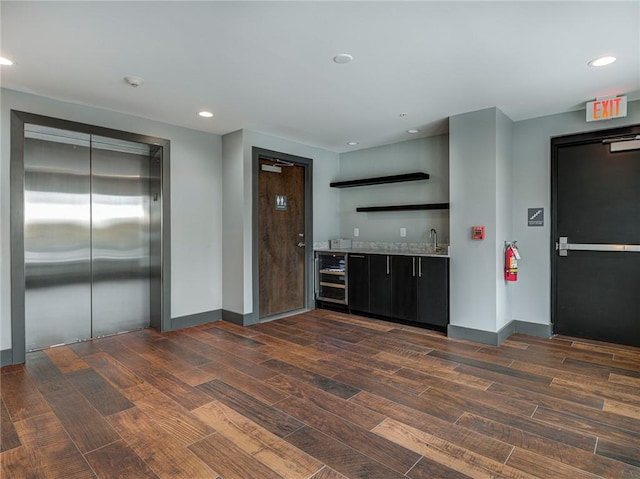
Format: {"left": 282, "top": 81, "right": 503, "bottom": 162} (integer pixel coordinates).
{"left": 427, "top": 245, "right": 449, "bottom": 255}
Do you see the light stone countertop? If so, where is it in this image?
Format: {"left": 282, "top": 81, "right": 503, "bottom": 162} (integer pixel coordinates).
{"left": 314, "top": 247, "right": 449, "bottom": 258}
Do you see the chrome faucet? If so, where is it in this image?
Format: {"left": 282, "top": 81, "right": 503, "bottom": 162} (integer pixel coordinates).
{"left": 429, "top": 228, "right": 438, "bottom": 251}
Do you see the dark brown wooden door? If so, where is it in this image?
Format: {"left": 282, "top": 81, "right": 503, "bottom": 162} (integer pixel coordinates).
{"left": 258, "top": 159, "right": 305, "bottom": 317}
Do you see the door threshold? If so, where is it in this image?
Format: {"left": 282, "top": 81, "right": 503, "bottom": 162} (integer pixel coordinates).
{"left": 26, "top": 326, "right": 148, "bottom": 353}
{"left": 259, "top": 308, "right": 310, "bottom": 323}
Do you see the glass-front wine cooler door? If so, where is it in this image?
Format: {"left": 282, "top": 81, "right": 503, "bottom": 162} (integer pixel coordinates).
{"left": 316, "top": 253, "right": 347, "bottom": 304}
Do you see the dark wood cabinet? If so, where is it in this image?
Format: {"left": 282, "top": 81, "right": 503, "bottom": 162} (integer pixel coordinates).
{"left": 347, "top": 254, "right": 370, "bottom": 312}
{"left": 369, "top": 254, "right": 392, "bottom": 317}
{"left": 391, "top": 255, "right": 417, "bottom": 321}
{"left": 344, "top": 252, "right": 449, "bottom": 328}
{"left": 416, "top": 256, "right": 449, "bottom": 327}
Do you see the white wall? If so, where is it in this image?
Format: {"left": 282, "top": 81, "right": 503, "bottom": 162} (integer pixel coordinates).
{"left": 0, "top": 88, "right": 223, "bottom": 351}
{"left": 338, "top": 136, "right": 449, "bottom": 243}
{"left": 511, "top": 100, "right": 640, "bottom": 326}
{"left": 220, "top": 129, "right": 340, "bottom": 316}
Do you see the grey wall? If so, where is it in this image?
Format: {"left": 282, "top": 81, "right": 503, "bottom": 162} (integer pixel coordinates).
{"left": 0, "top": 88, "right": 223, "bottom": 351}
{"left": 221, "top": 129, "right": 340, "bottom": 317}
{"left": 449, "top": 108, "right": 501, "bottom": 332}
{"left": 449, "top": 101, "right": 639, "bottom": 338}
{"left": 221, "top": 130, "right": 246, "bottom": 316}
{"left": 338, "top": 136, "right": 449, "bottom": 243}
{"left": 495, "top": 109, "right": 514, "bottom": 330}
{"left": 510, "top": 100, "right": 640, "bottom": 327}
{"left": 3, "top": 87, "right": 636, "bottom": 350}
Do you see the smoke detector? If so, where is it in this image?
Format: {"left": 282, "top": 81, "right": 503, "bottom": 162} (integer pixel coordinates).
{"left": 124, "top": 75, "right": 145, "bottom": 87}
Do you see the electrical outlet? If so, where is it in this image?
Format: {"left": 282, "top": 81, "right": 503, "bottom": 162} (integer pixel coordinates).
{"left": 354, "top": 227, "right": 359, "bottom": 237}
{"left": 400, "top": 227, "right": 406, "bottom": 237}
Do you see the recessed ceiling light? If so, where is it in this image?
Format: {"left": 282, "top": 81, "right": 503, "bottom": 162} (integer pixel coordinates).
{"left": 0, "top": 56, "right": 14, "bottom": 66}
{"left": 407, "top": 129, "right": 420, "bottom": 134}
{"left": 347, "top": 141, "right": 359, "bottom": 146}
{"left": 588, "top": 56, "right": 616, "bottom": 67}
{"left": 333, "top": 53, "right": 353, "bottom": 64}
{"left": 198, "top": 111, "right": 213, "bottom": 118}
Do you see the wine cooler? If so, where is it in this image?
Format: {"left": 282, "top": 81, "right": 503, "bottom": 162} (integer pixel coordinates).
{"left": 315, "top": 252, "right": 347, "bottom": 305}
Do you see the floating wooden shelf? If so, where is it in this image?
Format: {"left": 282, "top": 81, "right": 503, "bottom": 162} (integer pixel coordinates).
{"left": 356, "top": 203, "right": 450, "bottom": 212}
{"left": 330, "top": 172, "right": 429, "bottom": 188}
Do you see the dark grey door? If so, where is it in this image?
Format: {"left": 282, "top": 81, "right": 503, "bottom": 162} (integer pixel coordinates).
{"left": 552, "top": 129, "right": 640, "bottom": 347}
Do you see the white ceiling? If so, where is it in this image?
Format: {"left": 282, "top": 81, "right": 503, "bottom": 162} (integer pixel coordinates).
{"left": 1, "top": 1, "right": 638, "bottom": 153}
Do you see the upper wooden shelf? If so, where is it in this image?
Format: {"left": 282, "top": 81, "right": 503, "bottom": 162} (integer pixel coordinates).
{"left": 330, "top": 172, "right": 429, "bottom": 188}
{"left": 356, "top": 203, "right": 450, "bottom": 212}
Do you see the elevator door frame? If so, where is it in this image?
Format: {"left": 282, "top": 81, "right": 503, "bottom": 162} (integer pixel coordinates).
{"left": 10, "top": 110, "right": 171, "bottom": 364}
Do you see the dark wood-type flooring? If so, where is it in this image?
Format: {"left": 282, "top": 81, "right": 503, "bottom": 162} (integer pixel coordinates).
{"left": 2, "top": 309, "right": 640, "bottom": 478}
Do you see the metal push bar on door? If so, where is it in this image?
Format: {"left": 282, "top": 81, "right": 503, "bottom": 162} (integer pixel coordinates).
{"left": 557, "top": 237, "right": 640, "bottom": 256}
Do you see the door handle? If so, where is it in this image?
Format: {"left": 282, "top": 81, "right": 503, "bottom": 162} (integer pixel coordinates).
{"left": 314, "top": 258, "right": 319, "bottom": 295}
{"left": 297, "top": 242, "right": 306, "bottom": 248}
{"left": 557, "top": 236, "right": 640, "bottom": 256}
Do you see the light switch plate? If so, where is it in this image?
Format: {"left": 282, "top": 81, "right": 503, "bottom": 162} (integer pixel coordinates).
{"left": 354, "top": 227, "right": 359, "bottom": 237}
{"left": 400, "top": 227, "right": 407, "bottom": 237}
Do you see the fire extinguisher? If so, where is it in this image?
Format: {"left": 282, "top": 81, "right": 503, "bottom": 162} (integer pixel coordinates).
{"left": 504, "top": 241, "right": 520, "bottom": 282}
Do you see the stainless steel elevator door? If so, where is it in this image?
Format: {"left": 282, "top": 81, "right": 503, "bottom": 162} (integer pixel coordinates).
{"left": 24, "top": 126, "right": 92, "bottom": 350}
{"left": 23, "top": 126, "right": 154, "bottom": 351}
{"left": 91, "top": 137, "right": 151, "bottom": 337}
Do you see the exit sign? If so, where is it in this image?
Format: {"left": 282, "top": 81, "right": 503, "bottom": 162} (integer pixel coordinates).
{"left": 586, "top": 96, "right": 627, "bottom": 122}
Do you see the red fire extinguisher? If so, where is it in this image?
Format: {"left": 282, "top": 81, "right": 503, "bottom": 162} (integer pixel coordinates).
{"left": 504, "top": 242, "right": 520, "bottom": 282}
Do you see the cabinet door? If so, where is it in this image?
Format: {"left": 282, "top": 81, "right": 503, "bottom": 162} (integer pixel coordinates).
{"left": 391, "top": 256, "right": 417, "bottom": 321}
{"left": 369, "top": 255, "right": 392, "bottom": 317}
{"left": 417, "top": 257, "right": 449, "bottom": 327}
{"left": 348, "top": 254, "right": 369, "bottom": 312}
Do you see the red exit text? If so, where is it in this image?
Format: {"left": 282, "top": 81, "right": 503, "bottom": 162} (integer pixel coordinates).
{"left": 586, "top": 96, "right": 627, "bottom": 122}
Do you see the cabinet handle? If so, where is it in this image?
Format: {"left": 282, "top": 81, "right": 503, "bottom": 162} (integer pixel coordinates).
{"left": 413, "top": 257, "right": 416, "bottom": 277}
{"left": 350, "top": 255, "right": 365, "bottom": 258}
{"left": 386, "top": 256, "right": 390, "bottom": 275}
{"left": 419, "top": 257, "right": 422, "bottom": 277}
{"left": 314, "top": 258, "right": 319, "bottom": 295}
